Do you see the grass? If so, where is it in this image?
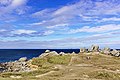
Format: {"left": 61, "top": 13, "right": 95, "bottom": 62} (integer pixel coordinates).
{"left": 88, "top": 70, "right": 120, "bottom": 80}
{"left": 31, "top": 58, "right": 48, "bottom": 67}
{"left": 47, "top": 55, "right": 71, "bottom": 65}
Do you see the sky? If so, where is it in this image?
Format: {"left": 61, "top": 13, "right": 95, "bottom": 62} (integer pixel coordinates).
{"left": 0, "top": 0, "right": 120, "bottom": 49}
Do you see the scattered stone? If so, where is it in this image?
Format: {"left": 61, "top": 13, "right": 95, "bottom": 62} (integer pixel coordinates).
{"left": 1, "top": 60, "right": 31, "bottom": 72}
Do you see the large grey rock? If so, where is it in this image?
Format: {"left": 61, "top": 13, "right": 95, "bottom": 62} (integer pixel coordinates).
{"left": 39, "top": 51, "right": 59, "bottom": 58}
{"left": 18, "top": 57, "right": 27, "bottom": 62}
{"left": 89, "top": 45, "right": 99, "bottom": 52}
{"left": 45, "top": 50, "right": 50, "bottom": 53}
{"left": 111, "top": 49, "right": 120, "bottom": 57}
{"left": 80, "top": 47, "right": 86, "bottom": 53}
{"left": 0, "top": 63, "right": 7, "bottom": 72}
{"left": 59, "top": 52, "right": 65, "bottom": 56}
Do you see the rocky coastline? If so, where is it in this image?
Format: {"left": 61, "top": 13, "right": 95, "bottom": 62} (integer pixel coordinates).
{"left": 0, "top": 45, "right": 120, "bottom": 79}
{"left": 0, "top": 45, "right": 119, "bottom": 74}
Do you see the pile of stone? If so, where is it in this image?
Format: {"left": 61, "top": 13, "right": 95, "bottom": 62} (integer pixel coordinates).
{"left": 0, "top": 57, "right": 31, "bottom": 73}
{"left": 79, "top": 45, "right": 120, "bottom": 57}
{"left": 80, "top": 45, "right": 100, "bottom": 53}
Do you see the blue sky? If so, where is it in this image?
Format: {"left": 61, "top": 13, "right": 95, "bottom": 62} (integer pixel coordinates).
{"left": 0, "top": 0, "right": 120, "bottom": 49}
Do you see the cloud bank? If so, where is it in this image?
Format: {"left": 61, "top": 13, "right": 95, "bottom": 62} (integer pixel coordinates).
{"left": 0, "top": 0, "right": 120, "bottom": 48}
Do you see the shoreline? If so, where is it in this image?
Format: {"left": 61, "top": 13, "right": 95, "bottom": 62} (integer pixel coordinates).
{"left": 0, "top": 45, "right": 119, "bottom": 79}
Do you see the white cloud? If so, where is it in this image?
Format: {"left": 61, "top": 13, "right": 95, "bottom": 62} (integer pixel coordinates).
{"left": 29, "top": 21, "right": 47, "bottom": 26}
{"left": 69, "top": 24, "right": 120, "bottom": 33}
{"left": 0, "top": 0, "right": 11, "bottom": 5}
{"left": 31, "top": 0, "right": 120, "bottom": 29}
{"left": 47, "top": 23, "right": 69, "bottom": 29}
{"left": 43, "top": 30, "right": 54, "bottom": 35}
{"left": 0, "top": 29, "right": 7, "bottom": 32}
{"left": 11, "top": 29, "right": 37, "bottom": 35}
{"left": 32, "top": 8, "right": 55, "bottom": 19}
{"left": 0, "top": 0, "right": 28, "bottom": 15}
{"left": 10, "top": 0, "right": 27, "bottom": 7}
{"left": 99, "top": 17, "right": 120, "bottom": 22}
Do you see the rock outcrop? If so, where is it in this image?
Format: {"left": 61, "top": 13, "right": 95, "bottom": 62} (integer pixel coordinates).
{"left": 39, "top": 50, "right": 59, "bottom": 58}
{"left": 89, "top": 45, "right": 99, "bottom": 52}
{"left": 59, "top": 52, "right": 65, "bottom": 56}
{"left": 1, "top": 57, "right": 31, "bottom": 73}
{"left": 18, "top": 57, "right": 27, "bottom": 62}
{"left": 0, "top": 45, "right": 119, "bottom": 74}
{"left": 111, "top": 49, "right": 120, "bottom": 57}
{"left": 102, "top": 47, "right": 111, "bottom": 55}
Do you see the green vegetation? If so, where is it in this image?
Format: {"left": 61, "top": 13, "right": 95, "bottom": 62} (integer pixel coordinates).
{"left": 0, "top": 72, "right": 21, "bottom": 78}
{"left": 32, "top": 55, "right": 71, "bottom": 66}
{"left": 31, "top": 58, "right": 47, "bottom": 67}
{"left": 88, "top": 70, "right": 120, "bottom": 80}
{"left": 48, "top": 55, "right": 71, "bottom": 65}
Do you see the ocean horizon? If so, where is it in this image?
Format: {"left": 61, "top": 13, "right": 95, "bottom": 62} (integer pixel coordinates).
{"left": 0, "top": 49, "right": 80, "bottom": 63}
{"left": 0, "top": 49, "right": 119, "bottom": 63}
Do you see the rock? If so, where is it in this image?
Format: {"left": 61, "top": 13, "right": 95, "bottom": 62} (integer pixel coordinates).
{"left": 45, "top": 50, "right": 50, "bottom": 53}
{"left": 111, "top": 49, "right": 120, "bottom": 57}
{"left": 2, "top": 61, "right": 31, "bottom": 72}
{"left": 0, "top": 63, "right": 7, "bottom": 72}
{"left": 102, "top": 47, "right": 111, "bottom": 55}
{"left": 86, "top": 56, "right": 91, "bottom": 60}
{"left": 80, "top": 47, "right": 86, "bottom": 53}
{"left": 59, "top": 52, "right": 65, "bottom": 56}
{"left": 71, "top": 52, "right": 77, "bottom": 55}
{"left": 89, "top": 45, "right": 99, "bottom": 52}
{"left": 50, "top": 51, "right": 59, "bottom": 55}
{"left": 39, "top": 51, "right": 59, "bottom": 58}
{"left": 18, "top": 57, "right": 27, "bottom": 62}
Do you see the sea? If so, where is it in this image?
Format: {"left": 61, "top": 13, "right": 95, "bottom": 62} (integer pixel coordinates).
{"left": 0, "top": 49, "right": 80, "bottom": 63}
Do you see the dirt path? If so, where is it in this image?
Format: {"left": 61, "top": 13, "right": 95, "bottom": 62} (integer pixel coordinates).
{"left": 35, "top": 71, "right": 56, "bottom": 78}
